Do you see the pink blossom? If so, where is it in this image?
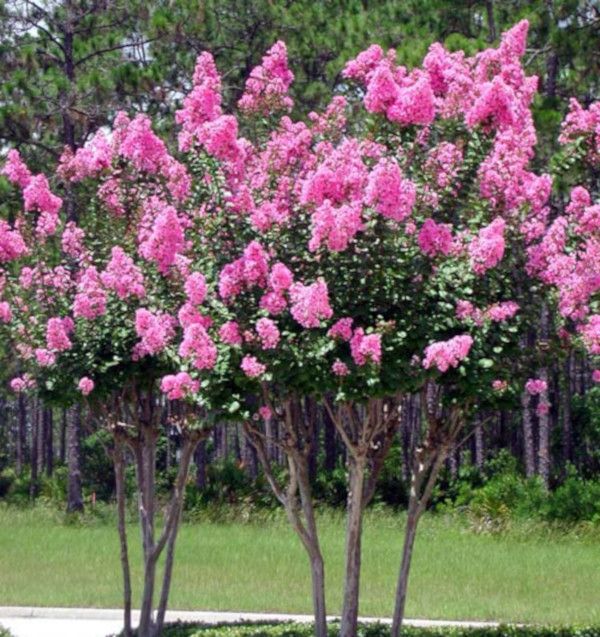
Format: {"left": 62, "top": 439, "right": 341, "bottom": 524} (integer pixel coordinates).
{"left": 134, "top": 309, "right": 176, "bottom": 358}
{"left": 179, "top": 324, "right": 217, "bottom": 370}
{"left": 10, "top": 374, "right": 36, "bottom": 393}
{"left": 160, "top": 372, "right": 199, "bottom": 400}
{"left": 23, "top": 174, "right": 62, "bottom": 215}
{"left": 0, "top": 221, "right": 27, "bottom": 262}
{"left": 256, "top": 317, "right": 280, "bottom": 349}
{"left": 238, "top": 41, "right": 294, "bottom": 114}
{"left": 260, "top": 291, "right": 288, "bottom": 315}
{"left": 492, "top": 380, "right": 508, "bottom": 392}
{"left": 486, "top": 301, "right": 519, "bottom": 322}
{"left": 78, "top": 377, "right": 95, "bottom": 396}
{"left": 268, "top": 262, "right": 294, "bottom": 293}
{"left": 119, "top": 114, "right": 169, "bottom": 173}
{"left": 101, "top": 246, "right": 145, "bottom": 299}
{"left": 241, "top": 354, "right": 267, "bottom": 378}
{"left": 423, "top": 334, "right": 473, "bottom": 372}
{"left": 46, "top": 317, "right": 74, "bottom": 352}
{"left": 469, "top": 217, "right": 506, "bottom": 275}
{"left": 343, "top": 45, "right": 386, "bottom": 83}
{"left": 2, "top": 149, "right": 32, "bottom": 187}
{"left": 0, "top": 301, "right": 11, "bottom": 323}
{"left": 177, "top": 302, "right": 211, "bottom": 330}
{"left": 35, "top": 348, "right": 56, "bottom": 367}
{"left": 525, "top": 378, "right": 547, "bottom": 395}
{"left": 417, "top": 219, "right": 454, "bottom": 257}
{"left": 387, "top": 71, "right": 436, "bottom": 126}
{"left": 365, "top": 159, "right": 416, "bottom": 222}
{"left": 61, "top": 222, "right": 86, "bottom": 258}
{"left": 59, "top": 130, "right": 112, "bottom": 181}
{"left": 592, "top": 370, "right": 600, "bottom": 384}
{"left": 184, "top": 272, "right": 207, "bottom": 305}
{"left": 73, "top": 267, "right": 107, "bottom": 319}
{"left": 219, "top": 321, "right": 243, "bottom": 346}
{"left": 139, "top": 199, "right": 185, "bottom": 274}
{"left": 350, "top": 329, "right": 382, "bottom": 366}
{"left": 309, "top": 201, "right": 363, "bottom": 252}
{"left": 289, "top": 278, "right": 333, "bottom": 328}
{"left": 332, "top": 360, "right": 350, "bottom": 376}
{"left": 328, "top": 318, "right": 354, "bottom": 341}
{"left": 258, "top": 406, "right": 272, "bottom": 420}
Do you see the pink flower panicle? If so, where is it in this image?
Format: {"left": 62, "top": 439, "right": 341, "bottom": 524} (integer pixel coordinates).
{"left": 78, "top": 377, "right": 95, "bottom": 396}
{"left": 350, "top": 329, "right": 382, "bottom": 366}
{"left": 238, "top": 41, "right": 294, "bottom": 114}
{"left": 241, "top": 355, "right": 267, "bottom": 378}
{"left": 423, "top": 334, "right": 474, "bottom": 372}
{"left": 525, "top": 378, "right": 547, "bottom": 395}
{"left": 179, "top": 323, "right": 218, "bottom": 370}
{"left": 256, "top": 317, "right": 280, "bottom": 350}
{"left": 133, "top": 309, "right": 176, "bottom": 358}
{"left": 289, "top": 279, "right": 333, "bottom": 328}
{"left": 469, "top": 217, "right": 506, "bottom": 275}
{"left": 160, "top": 372, "right": 199, "bottom": 400}
{"left": 365, "top": 159, "right": 416, "bottom": 222}
{"left": 101, "top": 246, "right": 145, "bottom": 299}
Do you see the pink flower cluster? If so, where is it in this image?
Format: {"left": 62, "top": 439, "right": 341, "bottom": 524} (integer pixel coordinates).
{"left": 2, "top": 149, "right": 32, "bottom": 188}
{"left": 219, "top": 320, "right": 243, "bottom": 346}
{"left": 219, "top": 241, "right": 270, "bottom": 300}
{"left": 256, "top": 317, "right": 280, "bottom": 349}
{"left": 469, "top": 217, "right": 506, "bottom": 275}
{"left": 350, "top": 329, "right": 382, "bottom": 366}
{"left": 160, "top": 372, "right": 199, "bottom": 400}
{"left": 46, "top": 316, "right": 74, "bottom": 352}
{"left": 78, "top": 377, "right": 95, "bottom": 396}
{"left": 365, "top": 159, "right": 416, "bottom": 222}
{"left": 59, "top": 130, "right": 112, "bottom": 181}
{"left": 184, "top": 272, "right": 208, "bottom": 305}
{"left": 238, "top": 41, "right": 294, "bottom": 114}
{"left": 101, "top": 247, "right": 145, "bottom": 299}
{"left": 525, "top": 378, "right": 547, "bottom": 395}
{"left": 417, "top": 219, "right": 454, "bottom": 258}
{"left": 559, "top": 98, "right": 600, "bottom": 165}
{"left": 241, "top": 354, "right": 267, "bottom": 378}
{"left": 328, "top": 318, "right": 354, "bottom": 341}
{"left": 289, "top": 279, "right": 333, "bottom": 328}
{"left": 309, "top": 201, "right": 363, "bottom": 252}
{"left": 73, "top": 267, "right": 107, "bottom": 319}
{"left": 456, "top": 300, "right": 519, "bottom": 324}
{"left": 0, "top": 221, "right": 27, "bottom": 263}
{"left": 138, "top": 198, "right": 185, "bottom": 274}
{"left": 133, "top": 309, "right": 176, "bottom": 358}
{"left": 423, "top": 334, "right": 473, "bottom": 372}
{"left": 179, "top": 324, "right": 217, "bottom": 370}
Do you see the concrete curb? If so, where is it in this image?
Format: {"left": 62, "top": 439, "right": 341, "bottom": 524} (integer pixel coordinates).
{"left": 0, "top": 606, "right": 501, "bottom": 628}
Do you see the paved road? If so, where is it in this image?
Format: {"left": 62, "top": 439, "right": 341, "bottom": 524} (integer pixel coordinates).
{"left": 0, "top": 607, "right": 500, "bottom": 637}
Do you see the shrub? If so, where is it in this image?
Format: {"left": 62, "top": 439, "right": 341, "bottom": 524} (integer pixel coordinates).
{"left": 122, "top": 622, "right": 600, "bottom": 637}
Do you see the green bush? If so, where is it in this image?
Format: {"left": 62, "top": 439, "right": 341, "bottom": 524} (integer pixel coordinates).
{"left": 545, "top": 468, "right": 600, "bottom": 523}
{"left": 121, "top": 622, "right": 600, "bottom": 637}
{"left": 0, "top": 468, "right": 16, "bottom": 498}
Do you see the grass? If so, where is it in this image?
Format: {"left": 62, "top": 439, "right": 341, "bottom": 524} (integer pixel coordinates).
{"left": 0, "top": 506, "right": 599, "bottom": 625}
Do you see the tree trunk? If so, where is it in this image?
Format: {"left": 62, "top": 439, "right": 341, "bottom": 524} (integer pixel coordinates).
{"left": 194, "top": 439, "right": 207, "bottom": 489}
{"left": 474, "top": 421, "right": 484, "bottom": 469}
{"left": 521, "top": 391, "right": 535, "bottom": 478}
{"left": 16, "top": 395, "right": 27, "bottom": 474}
{"left": 562, "top": 354, "right": 573, "bottom": 465}
{"left": 43, "top": 408, "right": 53, "bottom": 476}
{"left": 391, "top": 496, "right": 420, "bottom": 636}
{"left": 537, "top": 367, "right": 550, "bottom": 488}
{"left": 66, "top": 405, "right": 84, "bottom": 513}
{"left": 340, "top": 456, "right": 366, "bottom": 637}
{"left": 114, "top": 441, "right": 132, "bottom": 637}
{"left": 323, "top": 407, "right": 337, "bottom": 472}
{"left": 485, "top": 0, "right": 497, "bottom": 42}
{"left": 29, "top": 400, "right": 39, "bottom": 499}
{"left": 59, "top": 408, "right": 67, "bottom": 464}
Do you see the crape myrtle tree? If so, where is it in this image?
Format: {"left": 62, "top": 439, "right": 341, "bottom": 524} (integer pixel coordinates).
{"left": 0, "top": 111, "right": 249, "bottom": 635}
{"left": 170, "top": 22, "right": 553, "bottom": 637}
{"left": 527, "top": 97, "right": 600, "bottom": 404}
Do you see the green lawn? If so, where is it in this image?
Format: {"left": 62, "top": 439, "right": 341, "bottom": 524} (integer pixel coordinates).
{"left": 0, "top": 507, "right": 598, "bottom": 624}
